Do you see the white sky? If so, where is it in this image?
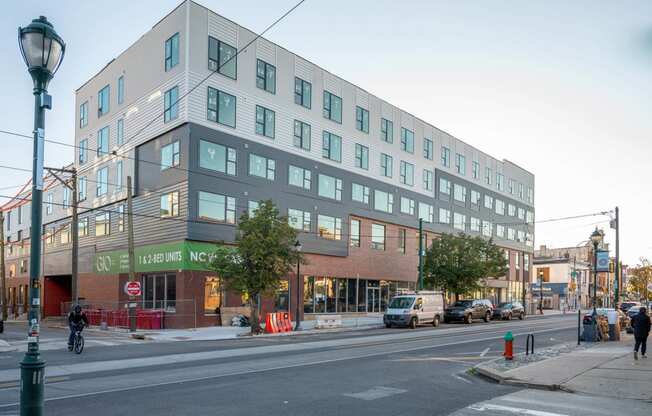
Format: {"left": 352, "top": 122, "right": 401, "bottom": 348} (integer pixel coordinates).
{"left": 1, "top": 0, "right": 651, "bottom": 265}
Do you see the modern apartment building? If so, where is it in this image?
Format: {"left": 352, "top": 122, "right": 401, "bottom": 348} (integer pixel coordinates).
{"left": 2, "top": 1, "right": 535, "bottom": 327}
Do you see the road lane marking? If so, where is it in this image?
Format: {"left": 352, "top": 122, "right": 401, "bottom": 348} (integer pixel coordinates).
{"left": 452, "top": 372, "right": 473, "bottom": 384}
{"left": 480, "top": 347, "right": 490, "bottom": 357}
{"left": 469, "top": 403, "right": 569, "bottom": 416}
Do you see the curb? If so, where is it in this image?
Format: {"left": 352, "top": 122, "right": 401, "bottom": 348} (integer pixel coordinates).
{"left": 238, "top": 324, "right": 385, "bottom": 338}
{"left": 0, "top": 340, "right": 17, "bottom": 353}
{"left": 474, "top": 363, "right": 563, "bottom": 391}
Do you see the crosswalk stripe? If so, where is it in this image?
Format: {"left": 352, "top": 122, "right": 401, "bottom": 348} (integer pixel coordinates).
{"left": 469, "top": 403, "right": 570, "bottom": 416}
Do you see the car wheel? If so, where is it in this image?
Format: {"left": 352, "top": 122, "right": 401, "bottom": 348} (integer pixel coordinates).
{"left": 519, "top": 312, "right": 524, "bottom": 320}
{"left": 409, "top": 317, "right": 417, "bottom": 329}
{"left": 433, "top": 315, "right": 440, "bottom": 327}
{"left": 444, "top": 318, "right": 450, "bottom": 324}
{"left": 483, "top": 312, "right": 491, "bottom": 323}
{"left": 465, "top": 314, "right": 473, "bottom": 324}
{"left": 507, "top": 312, "right": 512, "bottom": 321}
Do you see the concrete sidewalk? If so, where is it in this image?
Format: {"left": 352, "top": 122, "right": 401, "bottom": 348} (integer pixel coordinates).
{"left": 476, "top": 334, "right": 652, "bottom": 401}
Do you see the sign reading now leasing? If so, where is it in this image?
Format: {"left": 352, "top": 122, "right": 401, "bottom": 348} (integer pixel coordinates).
{"left": 94, "top": 240, "right": 222, "bottom": 274}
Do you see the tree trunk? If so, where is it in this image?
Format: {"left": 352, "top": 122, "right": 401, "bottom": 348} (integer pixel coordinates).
{"left": 455, "top": 292, "right": 460, "bottom": 302}
{"left": 249, "top": 294, "right": 261, "bottom": 335}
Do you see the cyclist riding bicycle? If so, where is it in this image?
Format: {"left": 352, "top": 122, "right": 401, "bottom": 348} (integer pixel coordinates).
{"left": 68, "top": 305, "right": 89, "bottom": 351}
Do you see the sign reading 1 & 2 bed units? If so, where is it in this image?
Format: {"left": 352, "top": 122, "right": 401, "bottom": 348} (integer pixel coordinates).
{"left": 93, "top": 240, "right": 223, "bottom": 274}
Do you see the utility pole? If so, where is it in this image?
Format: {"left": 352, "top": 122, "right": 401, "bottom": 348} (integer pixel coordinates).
{"left": 45, "top": 167, "right": 78, "bottom": 305}
{"left": 127, "top": 176, "right": 137, "bottom": 332}
{"left": 0, "top": 211, "right": 6, "bottom": 321}
{"left": 418, "top": 218, "right": 423, "bottom": 291}
{"left": 613, "top": 206, "right": 619, "bottom": 308}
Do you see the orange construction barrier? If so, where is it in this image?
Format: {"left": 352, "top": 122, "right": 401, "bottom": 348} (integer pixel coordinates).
{"left": 281, "top": 312, "right": 292, "bottom": 332}
{"left": 264, "top": 313, "right": 278, "bottom": 333}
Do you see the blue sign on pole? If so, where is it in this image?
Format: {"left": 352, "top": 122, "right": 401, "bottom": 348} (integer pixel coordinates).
{"left": 596, "top": 250, "right": 610, "bottom": 272}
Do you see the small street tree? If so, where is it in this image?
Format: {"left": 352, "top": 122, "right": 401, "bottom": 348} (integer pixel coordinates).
{"left": 628, "top": 258, "right": 652, "bottom": 301}
{"left": 423, "top": 233, "right": 508, "bottom": 302}
{"left": 208, "top": 200, "right": 304, "bottom": 334}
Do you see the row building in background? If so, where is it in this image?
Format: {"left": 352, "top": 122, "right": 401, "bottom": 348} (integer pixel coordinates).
{"left": 1, "top": 1, "right": 535, "bottom": 327}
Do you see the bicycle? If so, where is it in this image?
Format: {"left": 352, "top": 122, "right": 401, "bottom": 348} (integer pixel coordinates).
{"left": 72, "top": 326, "right": 85, "bottom": 354}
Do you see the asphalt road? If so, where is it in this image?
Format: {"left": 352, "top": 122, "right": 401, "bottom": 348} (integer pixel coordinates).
{"left": 0, "top": 315, "right": 582, "bottom": 415}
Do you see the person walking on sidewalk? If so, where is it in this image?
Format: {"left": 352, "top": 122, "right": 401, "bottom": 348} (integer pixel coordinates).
{"left": 631, "top": 306, "right": 650, "bottom": 360}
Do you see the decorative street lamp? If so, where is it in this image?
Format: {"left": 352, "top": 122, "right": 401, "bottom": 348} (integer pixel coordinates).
{"left": 18, "top": 16, "right": 65, "bottom": 415}
{"left": 294, "top": 240, "right": 302, "bottom": 331}
{"left": 589, "top": 228, "right": 603, "bottom": 342}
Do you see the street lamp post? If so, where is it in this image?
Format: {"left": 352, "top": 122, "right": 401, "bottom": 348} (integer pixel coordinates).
{"left": 294, "top": 240, "right": 302, "bottom": 331}
{"left": 18, "top": 16, "right": 65, "bottom": 416}
{"left": 538, "top": 270, "right": 544, "bottom": 315}
{"left": 590, "top": 228, "right": 602, "bottom": 342}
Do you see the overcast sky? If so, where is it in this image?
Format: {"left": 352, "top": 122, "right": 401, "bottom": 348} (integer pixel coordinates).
{"left": 1, "top": 0, "right": 651, "bottom": 265}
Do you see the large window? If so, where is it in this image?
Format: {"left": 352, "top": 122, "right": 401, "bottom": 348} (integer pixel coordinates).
{"left": 255, "top": 106, "right": 275, "bottom": 138}
{"left": 161, "top": 141, "right": 180, "bottom": 170}
{"left": 472, "top": 161, "right": 480, "bottom": 179}
{"left": 117, "top": 76, "right": 124, "bottom": 105}
{"left": 78, "top": 177, "right": 87, "bottom": 201}
{"left": 164, "top": 86, "right": 179, "bottom": 122}
{"left": 249, "top": 154, "right": 275, "bottom": 180}
{"left": 453, "top": 212, "right": 466, "bottom": 231}
{"left": 439, "top": 208, "right": 451, "bottom": 225}
{"left": 78, "top": 217, "right": 88, "bottom": 237}
{"left": 507, "top": 228, "right": 516, "bottom": 241}
{"left": 208, "top": 36, "right": 237, "bottom": 79}
{"left": 207, "top": 87, "right": 236, "bottom": 128}
{"left": 356, "top": 106, "right": 369, "bottom": 133}
{"left": 318, "top": 174, "right": 342, "bottom": 201}
{"left": 165, "top": 33, "right": 179, "bottom": 71}
{"left": 322, "top": 131, "right": 342, "bottom": 162}
{"left": 471, "top": 190, "right": 481, "bottom": 205}
{"left": 116, "top": 161, "right": 123, "bottom": 191}
{"left": 496, "top": 173, "right": 505, "bottom": 191}
{"left": 482, "top": 221, "right": 493, "bottom": 237}
{"left": 97, "top": 126, "right": 109, "bottom": 156}
{"left": 495, "top": 199, "right": 505, "bottom": 216}
{"left": 293, "top": 120, "right": 311, "bottom": 150}
{"left": 470, "top": 217, "right": 481, "bottom": 232}
{"left": 456, "top": 154, "right": 466, "bottom": 175}
{"left": 95, "top": 213, "right": 110, "bottom": 237}
{"left": 204, "top": 277, "right": 221, "bottom": 315}
{"left": 255, "top": 59, "right": 276, "bottom": 93}
{"left": 496, "top": 224, "right": 506, "bottom": 238}
{"left": 142, "top": 274, "right": 176, "bottom": 312}
{"left": 350, "top": 219, "right": 360, "bottom": 247}
{"left": 317, "top": 215, "right": 342, "bottom": 240}
{"left": 453, "top": 184, "right": 467, "bottom": 203}
{"left": 288, "top": 209, "right": 311, "bottom": 232}
{"left": 484, "top": 194, "right": 494, "bottom": 209}
{"left": 374, "top": 190, "right": 393, "bottom": 213}
{"left": 351, "top": 183, "right": 370, "bottom": 204}
{"left": 96, "top": 167, "right": 108, "bottom": 196}
{"left": 400, "top": 127, "right": 414, "bottom": 153}
{"left": 398, "top": 229, "right": 406, "bottom": 254}
{"left": 198, "top": 191, "right": 235, "bottom": 224}
{"left": 400, "top": 197, "right": 415, "bottom": 215}
{"left": 117, "top": 204, "right": 125, "bottom": 232}
{"left": 98, "top": 85, "right": 110, "bottom": 117}
{"left": 323, "top": 91, "right": 342, "bottom": 123}
{"left": 439, "top": 178, "right": 451, "bottom": 195}
{"left": 46, "top": 193, "right": 53, "bottom": 215}
{"left": 371, "top": 224, "right": 385, "bottom": 250}
{"left": 518, "top": 207, "right": 525, "bottom": 220}
{"left": 508, "top": 179, "right": 515, "bottom": 195}
{"left": 419, "top": 202, "right": 434, "bottom": 223}
{"left": 485, "top": 167, "right": 492, "bottom": 185}
{"left": 79, "top": 101, "right": 88, "bottom": 128}
{"left": 526, "top": 211, "right": 534, "bottom": 224}
{"left": 380, "top": 153, "right": 392, "bottom": 177}
{"left": 380, "top": 118, "right": 393, "bottom": 143}
{"left": 399, "top": 161, "right": 414, "bottom": 186}
{"left": 355, "top": 144, "right": 369, "bottom": 170}
{"left": 423, "top": 138, "right": 433, "bottom": 160}
{"left": 441, "top": 146, "right": 450, "bottom": 167}
{"left": 508, "top": 204, "right": 516, "bottom": 216}
{"left": 288, "top": 165, "right": 311, "bottom": 190}
{"left": 294, "top": 77, "right": 312, "bottom": 108}
{"left": 160, "top": 191, "right": 179, "bottom": 217}
{"left": 199, "top": 140, "right": 236, "bottom": 175}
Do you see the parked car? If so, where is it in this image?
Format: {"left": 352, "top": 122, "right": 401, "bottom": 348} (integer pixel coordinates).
{"left": 384, "top": 291, "right": 444, "bottom": 329}
{"left": 625, "top": 305, "right": 645, "bottom": 333}
{"left": 492, "top": 302, "right": 525, "bottom": 320}
{"left": 619, "top": 301, "right": 640, "bottom": 313}
{"left": 444, "top": 299, "right": 493, "bottom": 324}
{"left": 583, "top": 308, "right": 628, "bottom": 328}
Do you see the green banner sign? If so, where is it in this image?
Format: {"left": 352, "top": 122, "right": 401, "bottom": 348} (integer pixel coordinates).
{"left": 93, "top": 240, "right": 222, "bottom": 274}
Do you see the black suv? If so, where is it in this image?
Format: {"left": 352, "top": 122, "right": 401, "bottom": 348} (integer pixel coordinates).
{"left": 444, "top": 299, "right": 493, "bottom": 324}
{"left": 492, "top": 301, "right": 525, "bottom": 320}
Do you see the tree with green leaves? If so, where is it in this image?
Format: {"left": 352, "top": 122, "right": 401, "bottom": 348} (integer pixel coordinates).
{"left": 423, "top": 233, "right": 508, "bottom": 302}
{"left": 208, "top": 200, "right": 304, "bottom": 334}
{"left": 628, "top": 258, "right": 652, "bottom": 301}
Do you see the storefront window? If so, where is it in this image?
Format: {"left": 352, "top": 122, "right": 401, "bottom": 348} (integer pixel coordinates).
{"left": 348, "top": 280, "right": 357, "bottom": 312}
{"left": 314, "top": 277, "right": 326, "bottom": 313}
{"left": 337, "top": 279, "right": 347, "bottom": 313}
{"left": 303, "top": 276, "right": 314, "bottom": 313}
{"left": 275, "top": 280, "right": 289, "bottom": 311}
{"left": 358, "top": 279, "right": 367, "bottom": 312}
{"left": 204, "top": 277, "right": 221, "bottom": 315}
{"left": 326, "top": 278, "right": 336, "bottom": 313}
{"left": 142, "top": 273, "right": 176, "bottom": 312}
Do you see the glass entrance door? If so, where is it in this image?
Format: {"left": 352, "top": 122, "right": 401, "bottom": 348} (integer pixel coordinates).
{"left": 367, "top": 287, "right": 380, "bottom": 312}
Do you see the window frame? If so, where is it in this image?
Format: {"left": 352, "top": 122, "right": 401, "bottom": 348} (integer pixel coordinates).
{"left": 294, "top": 77, "right": 312, "bottom": 109}
{"left": 371, "top": 224, "right": 386, "bottom": 251}
{"left": 322, "top": 131, "right": 342, "bottom": 162}
{"left": 322, "top": 91, "right": 342, "bottom": 123}
{"left": 165, "top": 32, "right": 180, "bottom": 71}
{"left": 318, "top": 174, "right": 342, "bottom": 201}
{"left": 98, "top": 85, "right": 110, "bottom": 117}
{"left": 293, "top": 120, "right": 311, "bottom": 151}
{"left": 256, "top": 59, "right": 276, "bottom": 94}
{"left": 198, "top": 191, "right": 236, "bottom": 224}
{"left": 399, "top": 161, "right": 414, "bottom": 186}
{"left": 255, "top": 105, "right": 275, "bottom": 139}
{"left": 248, "top": 153, "right": 276, "bottom": 181}
{"left": 355, "top": 106, "right": 369, "bottom": 133}
{"left": 288, "top": 165, "right": 311, "bottom": 190}
{"left": 199, "top": 140, "right": 237, "bottom": 176}
{"left": 161, "top": 141, "right": 180, "bottom": 171}
{"left": 164, "top": 86, "right": 179, "bottom": 123}
{"left": 207, "top": 87, "right": 236, "bottom": 128}
{"left": 380, "top": 153, "right": 393, "bottom": 178}
{"left": 208, "top": 36, "right": 237, "bottom": 79}
{"left": 355, "top": 144, "right": 369, "bottom": 170}
{"left": 160, "top": 191, "right": 180, "bottom": 218}
{"left": 380, "top": 118, "right": 393, "bottom": 143}
{"left": 400, "top": 127, "right": 414, "bottom": 153}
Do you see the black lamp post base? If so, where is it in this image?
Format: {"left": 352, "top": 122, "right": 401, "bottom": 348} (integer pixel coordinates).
{"left": 20, "top": 350, "right": 46, "bottom": 415}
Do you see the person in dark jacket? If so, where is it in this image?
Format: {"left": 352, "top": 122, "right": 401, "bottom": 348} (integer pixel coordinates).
{"left": 631, "top": 306, "right": 651, "bottom": 360}
{"left": 67, "top": 305, "right": 89, "bottom": 351}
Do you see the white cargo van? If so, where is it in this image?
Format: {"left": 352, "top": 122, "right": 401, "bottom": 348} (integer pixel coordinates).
{"left": 383, "top": 291, "right": 445, "bottom": 329}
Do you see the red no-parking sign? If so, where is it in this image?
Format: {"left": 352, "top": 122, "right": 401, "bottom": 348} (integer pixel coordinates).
{"left": 124, "top": 281, "right": 142, "bottom": 297}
